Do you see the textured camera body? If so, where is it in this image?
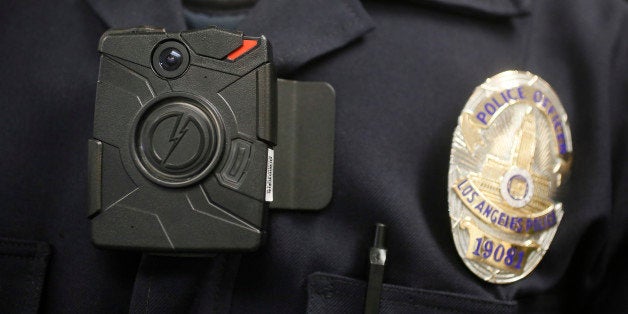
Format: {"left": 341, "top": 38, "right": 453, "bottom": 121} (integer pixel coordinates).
{"left": 88, "top": 27, "right": 276, "bottom": 253}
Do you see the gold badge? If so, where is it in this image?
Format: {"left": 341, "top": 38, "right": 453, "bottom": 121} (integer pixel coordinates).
{"left": 448, "top": 71, "right": 572, "bottom": 283}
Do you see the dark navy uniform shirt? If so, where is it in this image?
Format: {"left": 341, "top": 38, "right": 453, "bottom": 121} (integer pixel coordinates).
{"left": 1, "top": 0, "right": 626, "bottom": 312}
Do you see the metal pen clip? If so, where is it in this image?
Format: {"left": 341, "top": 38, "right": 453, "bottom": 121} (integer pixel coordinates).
{"left": 365, "top": 223, "right": 387, "bottom": 314}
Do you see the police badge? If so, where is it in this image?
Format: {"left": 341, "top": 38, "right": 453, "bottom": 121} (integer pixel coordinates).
{"left": 448, "top": 71, "right": 572, "bottom": 283}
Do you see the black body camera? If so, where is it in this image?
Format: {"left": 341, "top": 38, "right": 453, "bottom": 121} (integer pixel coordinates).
{"left": 88, "top": 27, "right": 335, "bottom": 253}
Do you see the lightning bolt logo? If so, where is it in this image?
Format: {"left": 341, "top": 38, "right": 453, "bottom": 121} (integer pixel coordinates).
{"left": 161, "top": 113, "right": 191, "bottom": 166}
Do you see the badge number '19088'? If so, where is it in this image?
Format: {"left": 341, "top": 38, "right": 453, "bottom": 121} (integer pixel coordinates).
{"left": 448, "top": 71, "right": 572, "bottom": 283}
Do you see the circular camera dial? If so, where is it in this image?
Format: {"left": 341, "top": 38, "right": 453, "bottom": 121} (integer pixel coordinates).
{"left": 132, "top": 97, "right": 223, "bottom": 187}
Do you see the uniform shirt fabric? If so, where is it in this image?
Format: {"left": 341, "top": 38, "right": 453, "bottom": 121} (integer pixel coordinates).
{"left": 0, "top": 0, "right": 626, "bottom": 313}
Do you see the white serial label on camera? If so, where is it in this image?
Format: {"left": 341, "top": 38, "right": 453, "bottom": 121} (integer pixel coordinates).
{"left": 265, "top": 148, "right": 274, "bottom": 202}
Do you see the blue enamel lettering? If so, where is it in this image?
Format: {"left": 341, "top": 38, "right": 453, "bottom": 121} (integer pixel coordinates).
{"left": 494, "top": 245, "right": 505, "bottom": 262}
{"left": 498, "top": 212, "right": 507, "bottom": 226}
{"left": 485, "top": 102, "right": 496, "bottom": 115}
{"left": 472, "top": 237, "right": 524, "bottom": 269}
{"left": 475, "top": 200, "right": 485, "bottom": 214}
{"left": 476, "top": 112, "right": 487, "bottom": 125}
{"left": 467, "top": 191, "right": 478, "bottom": 203}
{"left": 490, "top": 206, "right": 498, "bottom": 223}
{"left": 457, "top": 178, "right": 468, "bottom": 190}
{"left": 483, "top": 204, "right": 493, "bottom": 218}
{"left": 533, "top": 90, "right": 543, "bottom": 103}
{"left": 473, "top": 237, "right": 482, "bottom": 256}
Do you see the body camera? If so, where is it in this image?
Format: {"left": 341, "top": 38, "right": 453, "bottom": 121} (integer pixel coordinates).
{"left": 88, "top": 27, "right": 275, "bottom": 253}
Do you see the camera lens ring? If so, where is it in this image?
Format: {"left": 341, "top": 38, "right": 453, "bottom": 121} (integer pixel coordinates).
{"left": 152, "top": 40, "right": 190, "bottom": 78}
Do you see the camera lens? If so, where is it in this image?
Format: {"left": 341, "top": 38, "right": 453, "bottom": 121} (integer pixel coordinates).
{"left": 159, "top": 48, "right": 183, "bottom": 71}
{"left": 152, "top": 41, "right": 189, "bottom": 78}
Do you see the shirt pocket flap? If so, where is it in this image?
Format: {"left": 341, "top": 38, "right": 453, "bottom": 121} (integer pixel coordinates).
{"left": 307, "top": 272, "right": 517, "bottom": 313}
{"left": 0, "top": 237, "right": 51, "bottom": 314}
